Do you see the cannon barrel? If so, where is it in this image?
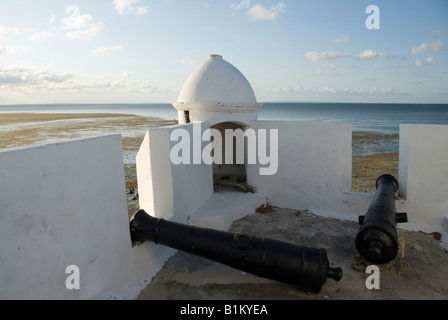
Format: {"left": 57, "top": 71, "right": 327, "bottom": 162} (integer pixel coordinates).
{"left": 130, "top": 210, "right": 342, "bottom": 293}
{"left": 355, "top": 174, "right": 408, "bottom": 264}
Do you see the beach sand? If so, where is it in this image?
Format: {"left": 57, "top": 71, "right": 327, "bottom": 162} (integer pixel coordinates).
{"left": 0, "top": 113, "right": 398, "bottom": 216}
{"left": 352, "top": 152, "right": 398, "bottom": 193}
{"left": 0, "top": 112, "right": 176, "bottom": 187}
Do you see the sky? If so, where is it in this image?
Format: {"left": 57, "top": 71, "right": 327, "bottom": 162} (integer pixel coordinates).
{"left": 0, "top": 0, "right": 447, "bottom": 104}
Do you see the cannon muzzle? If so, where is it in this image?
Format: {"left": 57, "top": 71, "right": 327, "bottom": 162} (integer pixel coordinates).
{"left": 356, "top": 174, "right": 408, "bottom": 264}
{"left": 130, "top": 210, "right": 342, "bottom": 293}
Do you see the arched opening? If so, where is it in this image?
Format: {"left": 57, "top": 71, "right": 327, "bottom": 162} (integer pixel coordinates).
{"left": 211, "top": 121, "right": 254, "bottom": 193}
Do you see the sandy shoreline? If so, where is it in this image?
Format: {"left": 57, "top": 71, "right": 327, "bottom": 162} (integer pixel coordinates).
{"left": 0, "top": 113, "right": 398, "bottom": 215}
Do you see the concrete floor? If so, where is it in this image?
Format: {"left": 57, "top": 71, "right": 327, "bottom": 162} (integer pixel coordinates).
{"left": 136, "top": 204, "right": 448, "bottom": 301}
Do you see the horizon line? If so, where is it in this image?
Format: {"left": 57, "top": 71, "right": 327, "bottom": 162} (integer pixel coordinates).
{"left": 1, "top": 101, "right": 448, "bottom": 107}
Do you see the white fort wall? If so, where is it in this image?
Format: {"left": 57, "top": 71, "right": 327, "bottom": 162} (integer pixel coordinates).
{"left": 0, "top": 123, "right": 446, "bottom": 299}
{"left": 399, "top": 124, "right": 448, "bottom": 233}
{"left": 246, "top": 121, "right": 401, "bottom": 221}
{"left": 0, "top": 135, "right": 174, "bottom": 300}
{"left": 136, "top": 122, "right": 214, "bottom": 224}
{"left": 247, "top": 121, "right": 357, "bottom": 218}
{"left": 138, "top": 121, "right": 447, "bottom": 236}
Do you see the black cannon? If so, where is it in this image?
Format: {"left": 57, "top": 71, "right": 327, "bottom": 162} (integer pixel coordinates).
{"left": 355, "top": 174, "right": 408, "bottom": 264}
{"left": 130, "top": 210, "right": 343, "bottom": 293}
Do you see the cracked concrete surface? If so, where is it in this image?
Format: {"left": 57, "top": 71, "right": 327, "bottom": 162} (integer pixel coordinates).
{"left": 137, "top": 207, "right": 448, "bottom": 300}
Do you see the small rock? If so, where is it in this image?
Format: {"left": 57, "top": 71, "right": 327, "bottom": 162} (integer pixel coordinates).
{"left": 413, "top": 242, "right": 424, "bottom": 252}
{"left": 255, "top": 204, "right": 273, "bottom": 214}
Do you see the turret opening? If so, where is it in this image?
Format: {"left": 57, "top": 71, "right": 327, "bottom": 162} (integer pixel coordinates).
{"left": 183, "top": 110, "right": 191, "bottom": 124}
{"left": 211, "top": 121, "right": 255, "bottom": 193}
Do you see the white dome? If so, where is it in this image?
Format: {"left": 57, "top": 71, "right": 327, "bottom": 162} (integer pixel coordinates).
{"left": 173, "top": 55, "right": 261, "bottom": 112}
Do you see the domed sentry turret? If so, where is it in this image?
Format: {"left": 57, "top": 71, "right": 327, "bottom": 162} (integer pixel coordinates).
{"left": 173, "top": 54, "right": 262, "bottom": 126}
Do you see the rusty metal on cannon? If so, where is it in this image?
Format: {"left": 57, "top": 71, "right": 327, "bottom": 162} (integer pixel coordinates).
{"left": 129, "top": 210, "right": 343, "bottom": 293}
{"left": 355, "top": 174, "right": 408, "bottom": 264}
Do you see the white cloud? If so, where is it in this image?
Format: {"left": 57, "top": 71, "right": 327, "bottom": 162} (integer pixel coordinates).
{"left": 0, "top": 65, "right": 125, "bottom": 95}
{"left": 113, "top": 0, "right": 149, "bottom": 15}
{"left": 231, "top": 0, "right": 251, "bottom": 11}
{"left": 366, "top": 87, "right": 409, "bottom": 96}
{"left": 304, "top": 51, "right": 349, "bottom": 62}
{"left": 414, "top": 59, "right": 424, "bottom": 67}
{"left": 432, "top": 89, "right": 448, "bottom": 95}
{"left": 248, "top": 2, "right": 286, "bottom": 21}
{"left": 411, "top": 41, "right": 444, "bottom": 55}
{"left": 94, "top": 46, "right": 124, "bottom": 54}
{"left": 310, "top": 69, "right": 344, "bottom": 76}
{"left": 0, "top": 26, "right": 9, "bottom": 40}
{"left": 424, "top": 56, "right": 437, "bottom": 65}
{"left": 430, "top": 29, "right": 447, "bottom": 37}
{"left": 135, "top": 6, "right": 149, "bottom": 15}
{"left": 270, "top": 85, "right": 408, "bottom": 96}
{"left": 119, "top": 72, "right": 132, "bottom": 79}
{"left": 0, "top": 45, "right": 27, "bottom": 56}
{"left": 403, "top": 56, "right": 437, "bottom": 67}
{"left": 30, "top": 32, "right": 54, "bottom": 41}
{"left": 114, "top": 0, "right": 139, "bottom": 13}
{"left": 230, "top": 1, "right": 286, "bottom": 21}
{"left": 65, "top": 26, "right": 104, "bottom": 40}
{"left": 61, "top": 14, "right": 101, "bottom": 30}
{"left": 354, "top": 50, "right": 393, "bottom": 60}
{"left": 61, "top": 14, "right": 104, "bottom": 40}
{"left": 0, "top": 66, "right": 73, "bottom": 88}
{"left": 128, "top": 80, "right": 172, "bottom": 94}
{"left": 50, "top": 14, "right": 56, "bottom": 24}
{"left": 0, "top": 25, "right": 33, "bottom": 40}
{"left": 317, "top": 87, "right": 408, "bottom": 96}
{"left": 309, "top": 63, "right": 345, "bottom": 76}
{"left": 332, "top": 34, "right": 350, "bottom": 44}
{"left": 270, "top": 85, "right": 312, "bottom": 94}
{"left": 0, "top": 65, "right": 173, "bottom": 96}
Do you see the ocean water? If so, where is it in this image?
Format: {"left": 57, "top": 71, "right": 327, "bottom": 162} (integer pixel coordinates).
{"left": 259, "top": 103, "right": 448, "bottom": 133}
{"left": 1, "top": 102, "right": 448, "bottom": 155}
{"left": 2, "top": 102, "right": 447, "bottom": 133}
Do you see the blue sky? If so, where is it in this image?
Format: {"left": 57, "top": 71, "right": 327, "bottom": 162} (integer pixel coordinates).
{"left": 0, "top": 0, "right": 447, "bottom": 104}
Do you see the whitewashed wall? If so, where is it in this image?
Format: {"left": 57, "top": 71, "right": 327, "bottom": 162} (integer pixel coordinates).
{"left": 246, "top": 121, "right": 358, "bottom": 219}
{"left": 0, "top": 136, "right": 177, "bottom": 300}
{"left": 399, "top": 124, "right": 448, "bottom": 234}
{"left": 0, "top": 136, "right": 130, "bottom": 299}
{"left": 136, "top": 122, "right": 214, "bottom": 224}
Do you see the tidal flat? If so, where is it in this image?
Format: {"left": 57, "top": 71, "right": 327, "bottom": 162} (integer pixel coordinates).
{"left": 1, "top": 113, "right": 398, "bottom": 216}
